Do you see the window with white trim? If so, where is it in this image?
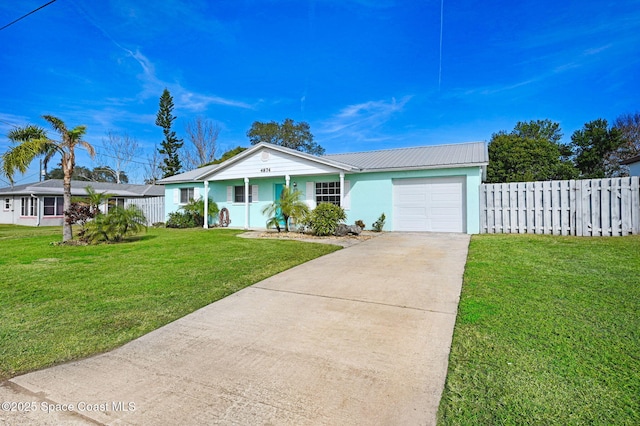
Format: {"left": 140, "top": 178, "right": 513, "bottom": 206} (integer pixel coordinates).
{"left": 180, "top": 188, "right": 194, "bottom": 204}
{"left": 108, "top": 197, "right": 125, "bottom": 212}
{"left": 315, "top": 182, "right": 341, "bottom": 205}
{"left": 234, "top": 185, "right": 253, "bottom": 203}
{"left": 43, "top": 196, "right": 64, "bottom": 216}
{"left": 3, "top": 198, "right": 10, "bottom": 211}
{"left": 20, "top": 197, "right": 37, "bottom": 217}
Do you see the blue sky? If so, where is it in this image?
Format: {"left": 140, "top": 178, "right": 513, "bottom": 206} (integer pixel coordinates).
{"left": 1, "top": 0, "right": 639, "bottom": 184}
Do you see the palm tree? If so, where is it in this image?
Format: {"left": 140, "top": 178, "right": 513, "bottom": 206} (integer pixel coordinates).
{"left": 1, "top": 115, "right": 95, "bottom": 242}
{"left": 77, "top": 185, "right": 115, "bottom": 216}
{"left": 262, "top": 186, "right": 309, "bottom": 232}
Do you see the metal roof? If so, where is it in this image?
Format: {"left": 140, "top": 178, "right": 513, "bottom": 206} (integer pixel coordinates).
{"left": 0, "top": 180, "right": 165, "bottom": 197}
{"left": 323, "top": 141, "right": 488, "bottom": 171}
{"left": 157, "top": 163, "right": 220, "bottom": 184}
{"left": 620, "top": 154, "right": 640, "bottom": 165}
{"left": 156, "top": 141, "right": 488, "bottom": 183}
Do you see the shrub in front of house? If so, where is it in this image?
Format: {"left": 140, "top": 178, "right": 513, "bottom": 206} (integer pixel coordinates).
{"left": 166, "top": 211, "right": 198, "bottom": 228}
{"left": 355, "top": 219, "right": 365, "bottom": 230}
{"left": 306, "top": 202, "right": 346, "bottom": 236}
{"left": 65, "top": 202, "right": 96, "bottom": 241}
{"left": 84, "top": 205, "right": 147, "bottom": 243}
{"left": 372, "top": 213, "right": 386, "bottom": 232}
{"left": 166, "top": 198, "right": 219, "bottom": 228}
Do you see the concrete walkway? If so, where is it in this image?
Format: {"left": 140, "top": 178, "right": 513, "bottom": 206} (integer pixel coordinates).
{"left": 1, "top": 232, "right": 470, "bottom": 426}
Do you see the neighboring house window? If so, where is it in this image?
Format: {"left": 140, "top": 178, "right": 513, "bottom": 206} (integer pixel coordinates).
{"left": 316, "top": 182, "right": 341, "bottom": 205}
{"left": 234, "top": 185, "right": 253, "bottom": 203}
{"left": 108, "top": 197, "right": 126, "bottom": 212}
{"left": 180, "top": 188, "right": 194, "bottom": 204}
{"left": 3, "top": 198, "right": 10, "bottom": 211}
{"left": 20, "top": 197, "right": 37, "bottom": 216}
{"left": 43, "top": 196, "right": 64, "bottom": 216}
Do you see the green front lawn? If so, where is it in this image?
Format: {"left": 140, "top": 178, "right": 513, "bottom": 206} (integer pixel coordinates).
{"left": 438, "top": 234, "right": 640, "bottom": 425}
{"left": 0, "top": 225, "right": 340, "bottom": 380}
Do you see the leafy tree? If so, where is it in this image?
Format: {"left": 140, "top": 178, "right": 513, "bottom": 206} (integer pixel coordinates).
{"left": 610, "top": 112, "right": 640, "bottom": 175}
{"left": 199, "top": 146, "right": 247, "bottom": 167}
{"left": 2, "top": 115, "right": 95, "bottom": 242}
{"left": 261, "top": 186, "right": 310, "bottom": 232}
{"left": 46, "top": 165, "right": 128, "bottom": 183}
{"left": 569, "top": 119, "right": 624, "bottom": 178}
{"left": 212, "top": 146, "right": 247, "bottom": 164}
{"left": 247, "top": 118, "right": 325, "bottom": 155}
{"left": 182, "top": 117, "right": 219, "bottom": 170}
{"left": 155, "top": 88, "right": 183, "bottom": 178}
{"left": 486, "top": 119, "right": 578, "bottom": 183}
{"left": 90, "top": 167, "right": 129, "bottom": 183}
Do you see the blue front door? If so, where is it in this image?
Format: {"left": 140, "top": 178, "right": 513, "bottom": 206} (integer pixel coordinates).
{"left": 274, "top": 184, "right": 286, "bottom": 227}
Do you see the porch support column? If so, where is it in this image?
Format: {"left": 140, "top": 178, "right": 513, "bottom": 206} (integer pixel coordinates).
{"left": 339, "top": 172, "right": 345, "bottom": 207}
{"left": 285, "top": 174, "right": 290, "bottom": 188}
{"left": 244, "top": 177, "right": 250, "bottom": 230}
{"left": 203, "top": 180, "right": 209, "bottom": 229}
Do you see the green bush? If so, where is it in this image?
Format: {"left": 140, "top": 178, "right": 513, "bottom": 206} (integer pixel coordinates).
{"left": 166, "top": 211, "right": 198, "bottom": 228}
{"left": 307, "top": 203, "right": 346, "bottom": 236}
{"left": 182, "top": 197, "right": 219, "bottom": 227}
{"left": 372, "top": 213, "right": 386, "bottom": 232}
{"left": 84, "top": 205, "right": 147, "bottom": 243}
{"left": 166, "top": 198, "right": 219, "bottom": 228}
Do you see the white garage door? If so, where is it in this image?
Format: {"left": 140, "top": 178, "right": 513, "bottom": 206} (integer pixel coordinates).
{"left": 393, "top": 177, "right": 465, "bottom": 232}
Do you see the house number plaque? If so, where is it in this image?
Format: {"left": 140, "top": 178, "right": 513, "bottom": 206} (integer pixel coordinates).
{"left": 260, "top": 168, "right": 271, "bottom": 173}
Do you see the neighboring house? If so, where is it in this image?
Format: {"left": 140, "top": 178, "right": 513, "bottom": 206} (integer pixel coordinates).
{"left": 621, "top": 154, "right": 640, "bottom": 177}
{"left": 158, "top": 141, "right": 489, "bottom": 234}
{"left": 0, "top": 180, "right": 165, "bottom": 226}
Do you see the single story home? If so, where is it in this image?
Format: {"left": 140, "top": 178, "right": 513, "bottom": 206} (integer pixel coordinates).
{"left": 0, "top": 179, "right": 165, "bottom": 226}
{"left": 621, "top": 154, "right": 640, "bottom": 176}
{"left": 159, "top": 141, "right": 488, "bottom": 234}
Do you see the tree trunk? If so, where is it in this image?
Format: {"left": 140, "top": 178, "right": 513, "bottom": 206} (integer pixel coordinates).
{"left": 62, "top": 155, "right": 74, "bottom": 242}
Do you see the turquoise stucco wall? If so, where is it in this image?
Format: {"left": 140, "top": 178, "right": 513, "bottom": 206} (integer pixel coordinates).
{"left": 344, "top": 166, "right": 483, "bottom": 234}
{"left": 164, "top": 182, "right": 206, "bottom": 218}
{"left": 164, "top": 166, "right": 484, "bottom": 233}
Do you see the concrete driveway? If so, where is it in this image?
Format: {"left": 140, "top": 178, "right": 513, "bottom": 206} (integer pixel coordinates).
{"left": 1, "top": 232, "right": 470, "bottom": 426}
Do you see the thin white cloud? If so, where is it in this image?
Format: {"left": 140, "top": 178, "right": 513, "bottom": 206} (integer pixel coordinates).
{"left": 177, "top": 92, "right": 254, "bottom": 112}
{"left": 70, "top": 0, "right": 251, "bottom": 112}
{"left": 110, "top": 0, "right": 233, "bottom": 43}
{"left": 318, "top": 96, "right": 412, "bottom": 142}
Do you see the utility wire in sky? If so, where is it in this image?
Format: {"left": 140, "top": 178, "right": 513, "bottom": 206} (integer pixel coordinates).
{"left": 438, "top": 0, "right": 444, "bottom": 91}
{"left": 0, "top": 0, "right": 58, "bottom": 32}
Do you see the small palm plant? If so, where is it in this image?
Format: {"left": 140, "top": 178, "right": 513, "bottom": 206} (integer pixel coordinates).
{"left": 74, "top": 185, "right": 115, "bottom": 215}
{"left": 181, "top": 197, "right": 219, "bottom": 227}
{"left": 262, "top": 186, "right": 309, "bottom": 232}
{"left": 85, "top": 205, "right": 147, "bottom": 243}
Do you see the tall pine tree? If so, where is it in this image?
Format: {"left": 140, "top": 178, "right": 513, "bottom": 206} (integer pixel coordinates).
{"left": 155, "top": 88, "right": 183, "bottom": 178}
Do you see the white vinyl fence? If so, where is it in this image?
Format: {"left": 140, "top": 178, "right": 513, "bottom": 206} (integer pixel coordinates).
{"left": 126, "top": 197, "right": 165, "bottom": 226}
{"left": 480, "top": 177, "right": 640, "bottom": 236}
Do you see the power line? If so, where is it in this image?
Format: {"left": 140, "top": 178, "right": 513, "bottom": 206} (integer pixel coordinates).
{"left": 0, "top": 0, "right": 58, "bottom": 32}
{"left": 438, "top": 0, "right": 444, "bottom": 91}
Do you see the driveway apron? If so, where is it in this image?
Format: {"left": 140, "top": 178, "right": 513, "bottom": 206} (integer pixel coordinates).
{"left": 2, "top": 232, "right": 470, "bottom": 425}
